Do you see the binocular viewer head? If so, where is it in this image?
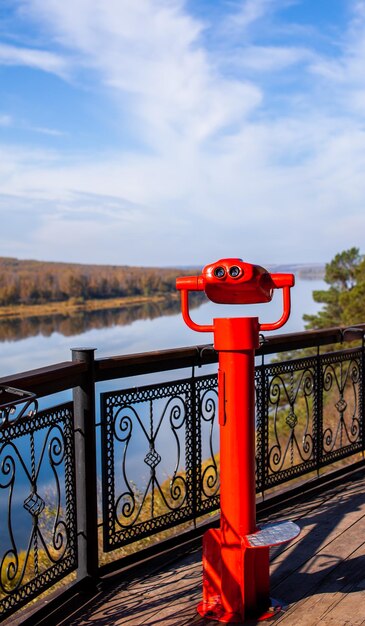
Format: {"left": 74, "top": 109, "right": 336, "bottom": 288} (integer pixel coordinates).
{"left": 176, "top": 258, "right": 294, "bottom": 306}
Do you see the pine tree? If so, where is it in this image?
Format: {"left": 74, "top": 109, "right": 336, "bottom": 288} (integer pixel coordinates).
{"left": 303, "top": 247, "right": 363, "bottom": 329}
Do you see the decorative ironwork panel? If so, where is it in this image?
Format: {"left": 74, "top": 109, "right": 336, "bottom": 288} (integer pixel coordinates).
{"left": 0, "top": 400, "right": 77, "bottom": 620}
{"left": 256, "top": 348, "right": 364, "bottom": 493}
{"left": 255, "top": 365, "right": 266, "bottom": 493}
{"left": 195, "top": 375, "right": 219, "bottom": 514}
{"left": 101, "top": 374, "right": 220, "bottom": 551}
{"left": 258, "top": 356, "right": 318, "bottom": 489}
{"left": 320, "top": 349, "right": 362, "bottom": 464}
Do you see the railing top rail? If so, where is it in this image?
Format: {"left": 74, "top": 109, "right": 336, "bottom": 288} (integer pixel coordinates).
{"left": 0, "top": 323, "right": 364, "bottom": 394}
{"left": 0, "top": 361, "right": 87, "bottom": 397}
{"left": 96, "top": 323, "right": 365, "bottom": 379}
{"left": 257, "top": 324, "right": 365, "bottom": 355}
{"left": 95, "top": 343, "right": 217, "bottom": 381}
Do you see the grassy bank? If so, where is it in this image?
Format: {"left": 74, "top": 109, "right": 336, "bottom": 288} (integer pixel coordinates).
{"left": 0, "top": 293, "right": 181, "bottom": 321}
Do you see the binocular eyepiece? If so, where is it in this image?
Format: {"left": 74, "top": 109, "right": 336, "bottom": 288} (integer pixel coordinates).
{"left": 214, "top": 265, "right": 241, "bottom": 279}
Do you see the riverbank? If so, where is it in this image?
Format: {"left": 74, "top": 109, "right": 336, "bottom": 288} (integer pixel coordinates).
{"left": 0, "top": 293, "right": 181, "bottom": 320}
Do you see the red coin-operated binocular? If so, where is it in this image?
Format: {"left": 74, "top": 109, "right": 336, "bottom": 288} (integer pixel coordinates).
{"left": 176, "top": 257, "right": 295, "bottom": 333}
{"left": 176, "top": 259, "right": 300, "bottom": 623}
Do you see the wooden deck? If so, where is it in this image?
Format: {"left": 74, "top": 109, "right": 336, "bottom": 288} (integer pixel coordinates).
{"left": 62, "top": 467, "right": 365, "bottom": 626}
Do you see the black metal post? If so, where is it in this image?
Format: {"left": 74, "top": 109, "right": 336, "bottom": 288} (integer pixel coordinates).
{"left": 258, "top": 355, "right": 268, "bottom": 497}
{"left": 316, "top": 345, "right": 323, "bottom": 474}
{"left": 190, "top": 366, "right": 198, "bottom": 527}
{"left": 72, "top": 347, "right": 99, "bottom": 585}
{"left": 359, "top": 333, "right": 365, "bottom": 458}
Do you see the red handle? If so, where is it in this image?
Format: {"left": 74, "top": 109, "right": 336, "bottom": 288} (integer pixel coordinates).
{"left": 270, "top": 273, "right": 295, "bottom": 289}
{"left": 176, "top": 276, "right": 204, "bottom": 291}
{"left": 180, "top": 290, "right": 214, "bottom": 333}
{"left": 260, "top": 286, "right": 292, "bottom": 332}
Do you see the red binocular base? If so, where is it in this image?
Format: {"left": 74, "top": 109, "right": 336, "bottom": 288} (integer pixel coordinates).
{"left": 197, "top": 521, "right": 300, "bottom": 623}
{"left": 197, "top": 597, "right": 283, "bottom": 623}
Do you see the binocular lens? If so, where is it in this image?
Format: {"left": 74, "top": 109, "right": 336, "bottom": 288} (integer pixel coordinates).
{"left": 214, "top": 266, "right": 226, "bottom": 278}
{"left": 229, "top": 266, "right": 241, "bottom": 278}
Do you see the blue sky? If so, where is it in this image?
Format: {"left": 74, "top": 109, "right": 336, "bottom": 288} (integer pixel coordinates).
{"left": 1, "top": 0, "right": 365, "bottom": 267}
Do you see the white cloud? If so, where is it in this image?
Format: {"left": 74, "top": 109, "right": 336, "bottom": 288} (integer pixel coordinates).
{"left": 223, "top": 0, "right": 276, "bottom": 32}
{"left": 1, "top": 0, "right": 365, "bottom": 266}
{"left": 0, "top": 144, "right": 61, "bottom": 188}
{"left": 0, "top": 42, "right": 69, "bottom": 76}
{"left": 229, "top": 45, "right": 314, "bottom": 72}
{"left": 26, "top": 125, "right": 66, "bottom": 136}
{"left": 19, "top": 0, "right": 262, "bottom": 149}
{"left": 308, "top": 1, "right": 365, "bottom": 115}
{"left": 2, "top": 109, "right": 365, "bottom": 267}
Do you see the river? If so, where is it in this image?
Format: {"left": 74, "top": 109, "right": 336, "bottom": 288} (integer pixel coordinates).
{"left": 0, "top": 277, "right": 325, "bottom": 378}
{"left": 0, "top": 277, "right": 326, "bottom": 550}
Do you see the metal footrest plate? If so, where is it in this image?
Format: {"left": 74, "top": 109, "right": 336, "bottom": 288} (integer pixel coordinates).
{"left": 244, "top": 520, "right": 300, "bottom": 548}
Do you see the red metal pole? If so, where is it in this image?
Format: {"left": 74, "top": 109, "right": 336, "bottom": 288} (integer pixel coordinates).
{"left": 216, "top": 318, "right": 258, "bottom": 540}
{"left": 198, "top": 317, "right": 269, "bottom": 622}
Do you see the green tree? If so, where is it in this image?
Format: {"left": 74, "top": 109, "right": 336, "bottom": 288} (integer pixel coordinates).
{"left": 303, "top": 247, "right": 363, "bottom": 329}
{"left": 340, "top": 256, "right": 365, "bottom": 325}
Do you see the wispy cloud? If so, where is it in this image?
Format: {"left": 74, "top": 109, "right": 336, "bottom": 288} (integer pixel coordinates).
{"left": 228, "top": 44, "right": 314, "bottom": 72}
{"left": 26, "top": 125, "right": 66, "bottom": 137}
{"left": 1, "top": 1, "right": 365, "bottom": 266}
{"left": 223, "top": 0, "right": 278, "bottom": 32}
{"left": 18, "top": 0, "right": 262, "bottom": 149}
{"left": 307, "top": 2, "right": 365, "bottom": 118}
{"left": 0, "top": 41, "right": 69, "bottom": 77}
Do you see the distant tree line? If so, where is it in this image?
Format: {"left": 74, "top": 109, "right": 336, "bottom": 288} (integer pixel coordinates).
{"left": 0, "top": 257, "right": 195, "bottom": 306}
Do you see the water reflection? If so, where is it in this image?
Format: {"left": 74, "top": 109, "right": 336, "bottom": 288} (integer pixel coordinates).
{"left": 0, "top": 295, "right": 205, "bottom": 342}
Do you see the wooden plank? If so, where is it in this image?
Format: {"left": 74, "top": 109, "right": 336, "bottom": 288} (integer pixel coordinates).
{"left": 61, "top": 471, "right": 365, "bottom": 626}
{"left": 132, "top": 553, "right": 203, "bottom": 625}
{"left": 269, "top": 476, "right": 365, "bottom": 581}
{"left": 270, "top": 511, "right": 365, "bottom": 624}
{"left": 271, "top": 540, "right": 365, "bottom": 625}
{"left": 68, "top": 550, "right": 204, "bottom": 626}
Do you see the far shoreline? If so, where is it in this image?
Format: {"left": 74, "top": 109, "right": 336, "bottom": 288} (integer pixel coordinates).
{"left": 0, "top": 293, "right": 181, "bottom": 321}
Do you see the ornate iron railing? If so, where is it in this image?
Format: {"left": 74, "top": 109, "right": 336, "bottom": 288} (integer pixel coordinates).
{"left": 0, "top": 393, "right": 77, "bottom": 621}
{"left": 255, "top": 347, "right": 363, "bottom": 492}
{"left": 101, "top": 345, "right": 364, "bottom": 551}
{"left": 0, "top": 324, "right": 363, "bottom": 623}
{"left": 101, "top": 374, "right": 219, "bottom": 551}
